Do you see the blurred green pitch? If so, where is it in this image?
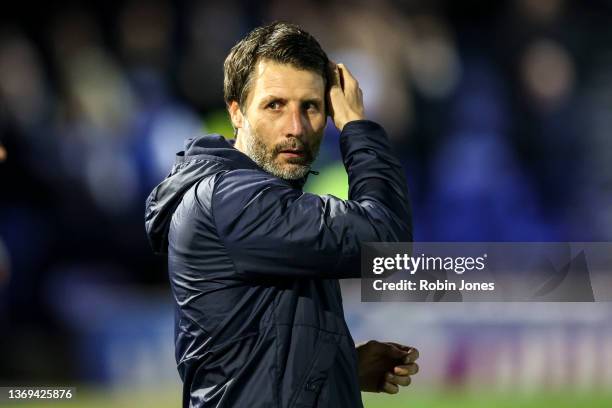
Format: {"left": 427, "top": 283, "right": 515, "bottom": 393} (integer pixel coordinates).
{"left": 2, "top": 387, "right": 612, "bottom": 407}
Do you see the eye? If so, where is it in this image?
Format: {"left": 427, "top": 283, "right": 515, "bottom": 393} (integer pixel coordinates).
{"left": 303, "top": 101, "right": 320, "bottom": 112}
{"left": 266, "top": 101, "right": 282, "bottom": 110}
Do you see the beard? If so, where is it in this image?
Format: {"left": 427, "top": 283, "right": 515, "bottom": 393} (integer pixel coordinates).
{"left": 241, "top": 118, "right": 322, "bottom": 180}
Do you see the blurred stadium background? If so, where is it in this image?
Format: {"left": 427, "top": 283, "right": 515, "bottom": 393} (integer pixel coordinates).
{"left": 1, "top": 0, "right": 612, "bottom": 406}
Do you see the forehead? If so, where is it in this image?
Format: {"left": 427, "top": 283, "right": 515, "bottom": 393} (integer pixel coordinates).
{"left": 248, "top": 59, "right": 325, "bottom": 101}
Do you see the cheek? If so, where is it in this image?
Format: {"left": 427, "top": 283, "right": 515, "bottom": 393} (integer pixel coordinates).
{"left": 308, "top": 110, "right": 326, "bottom": 125}
{"left": 311, "top": 119, "right": 326, "bottom": 142}
{"left": 251, "top": 115, "right": 273, "bottom": 137}
{"left": 251, "top": 116, "right": 279, "bottom": 148}
{"left": 312, "top": 115, "right": 328, "bottom": 136}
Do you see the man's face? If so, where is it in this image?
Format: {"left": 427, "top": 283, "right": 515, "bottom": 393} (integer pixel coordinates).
{"left": 233, "top": 59, "right": 327, "bottom": 180}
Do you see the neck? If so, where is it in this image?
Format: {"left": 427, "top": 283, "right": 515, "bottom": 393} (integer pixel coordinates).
{"left": 234, "top": 133, "right": 247, "bottom": 155}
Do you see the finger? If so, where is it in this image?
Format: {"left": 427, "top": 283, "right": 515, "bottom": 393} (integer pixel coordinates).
{"left": 381, "top": 381, "right": 399, "bottom": 394}
{"left": 394, "top": 363, "right": 419, "bottom": 376}
{"left": 326, "top": 65, "right": 343, "bottom": 111}
{"left": 404, "top": 347, "right": 419, "bottom": 363}
{"left": 385, "top": 342, "right": 414, "bottom": 352}
{"left": 336, "top": 63, "right": 354, "bottom": 90}
{"left": 328, "top": 61, "right": 341, "bottom": 88}
{"left": 337, "top": 63, "right": 356, "bottom": 83}
{"left": 385, "top": 372, "right": 412, "bottom": 387}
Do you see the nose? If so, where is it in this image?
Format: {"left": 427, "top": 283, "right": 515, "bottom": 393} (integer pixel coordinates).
{"left": 286, "top": 106, "right": 306, "bottom": 137}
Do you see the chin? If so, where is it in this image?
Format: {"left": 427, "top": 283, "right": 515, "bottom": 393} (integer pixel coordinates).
{"left": 275, "top": 163, "right": 310, "bottom": 180}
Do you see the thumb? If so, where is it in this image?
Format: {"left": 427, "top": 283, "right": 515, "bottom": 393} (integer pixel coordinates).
{"left": 384, "top": 343, "right": 410, "bottom": 360}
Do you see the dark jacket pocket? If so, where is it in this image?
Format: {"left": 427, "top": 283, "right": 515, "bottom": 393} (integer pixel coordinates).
{"left": 290, "top": 330, "right": 341, "bottom": 408}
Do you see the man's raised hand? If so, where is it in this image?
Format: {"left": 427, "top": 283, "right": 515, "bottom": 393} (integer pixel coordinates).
{"left": 327, "top": 62, "right": 365, "bottom": 131}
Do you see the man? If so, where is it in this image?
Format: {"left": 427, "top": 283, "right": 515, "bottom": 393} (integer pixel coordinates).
{"left": 145, "top": 22, "right": 418, "bottom": 407}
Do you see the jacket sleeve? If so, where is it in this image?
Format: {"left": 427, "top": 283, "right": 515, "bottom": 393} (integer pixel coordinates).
{"left": 210, "top": 120, "right": 412, "bottom": 279}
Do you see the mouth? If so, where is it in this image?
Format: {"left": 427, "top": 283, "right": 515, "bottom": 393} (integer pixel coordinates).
{"left": 278, "top": 149, "right": 306, "bottom": 159}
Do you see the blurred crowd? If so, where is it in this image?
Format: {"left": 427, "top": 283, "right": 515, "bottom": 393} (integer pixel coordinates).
{"left": 1, "top": 0, "right": 611, "bottom": 384}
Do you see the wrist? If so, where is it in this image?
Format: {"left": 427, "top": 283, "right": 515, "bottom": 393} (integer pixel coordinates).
{"left": 339, "top": 116, "right": 366, "bottom": 131}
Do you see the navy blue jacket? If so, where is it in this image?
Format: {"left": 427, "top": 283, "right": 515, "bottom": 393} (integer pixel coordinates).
{"left": 145, "top": 120, "right": 412, "bottom": 407}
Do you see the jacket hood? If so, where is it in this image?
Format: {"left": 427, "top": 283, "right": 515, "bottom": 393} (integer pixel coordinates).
{"left": 144, "top": 133, "right": 309, "bottom": 254}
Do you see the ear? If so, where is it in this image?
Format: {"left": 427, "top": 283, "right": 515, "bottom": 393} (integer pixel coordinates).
{"left": 228, "top": 101, "right": 244, "bottom": 131}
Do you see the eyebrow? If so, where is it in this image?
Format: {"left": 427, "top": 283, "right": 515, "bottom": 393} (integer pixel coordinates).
{"left": 301, "top": 98, "right": 323, "bottom": 106}
{"left": 259, "top": 95, "right": 323, "bottom": 106}
{"left": 259, "top": 95, "right": 286, "bottom": 105}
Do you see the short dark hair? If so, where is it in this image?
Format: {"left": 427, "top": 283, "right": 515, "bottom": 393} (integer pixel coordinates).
{"left": 223, "top": 22, "right": 330, "bottom": 108}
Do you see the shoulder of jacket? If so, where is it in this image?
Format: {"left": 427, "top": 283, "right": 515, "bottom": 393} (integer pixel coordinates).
{"left": 212, "top": 169, "right": 303, "bottom": 212}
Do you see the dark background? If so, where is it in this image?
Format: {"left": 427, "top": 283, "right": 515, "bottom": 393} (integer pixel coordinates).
{"left": 1, "top": 0, "right": 611, "bottom": 396}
